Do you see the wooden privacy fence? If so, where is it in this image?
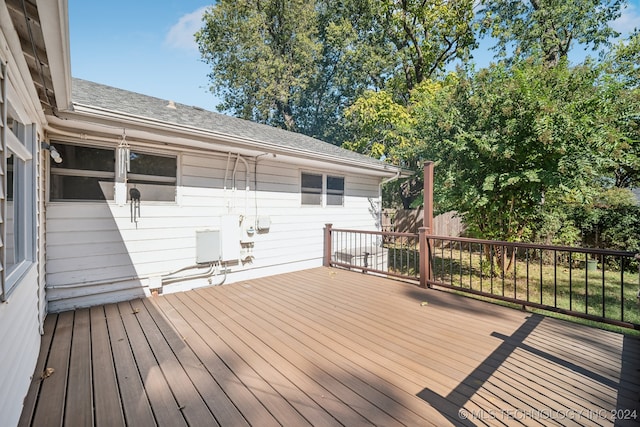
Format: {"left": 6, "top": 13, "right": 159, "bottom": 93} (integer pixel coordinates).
{"left": 382, "top": 209, "right": 465, "bottom": 237}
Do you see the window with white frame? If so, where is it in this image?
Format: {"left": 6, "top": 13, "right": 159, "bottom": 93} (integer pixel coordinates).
{"left": 50, "top": 142, "right": 177, "bottom": 202}
{"left": 126, "top": 150, "right": 177, "bottom": 202}
{"left": 0, "top": 61, "right": 37, "bottom": 300}
{"left": 3, "top": 117, "right": 36, "bottom": 297}
{"left": 301, "top": 172, "right": 345, "bottom": 206}
{"left": 326, "top": 175, "right": 345, "bottom": 206}
{"left": 50, "top": 143, "right": 115, "bottom": 200}
{"left": 301, "top": 172, "right": 323, "bottom": 205}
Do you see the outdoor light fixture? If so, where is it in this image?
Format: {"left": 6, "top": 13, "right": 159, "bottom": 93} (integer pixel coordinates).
{"left": 41, "top": 142, "right": 63, "bottom": 163}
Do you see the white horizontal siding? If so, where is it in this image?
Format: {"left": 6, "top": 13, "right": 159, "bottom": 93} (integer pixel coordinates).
{"left": 45, "top": 152, "right": 383, "bottom": 310}
{"left": 0, "top": 267, "right": 40, "bottom": 427}
{"left": 47, "top": 281, "right": 148, "bottom": 312}
{"left": 1, "top": 40, "right": 47, "bottom": 427}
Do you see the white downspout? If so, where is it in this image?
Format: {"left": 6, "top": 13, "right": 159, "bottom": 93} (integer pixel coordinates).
{"left": 236, "top": 155, "right": 250, "bottom": 218}
{"left": 224, "top": 152, "right": 232, "bottom": 212}
{"left": 231, "top": 155, "right": 240, "bottom": 211}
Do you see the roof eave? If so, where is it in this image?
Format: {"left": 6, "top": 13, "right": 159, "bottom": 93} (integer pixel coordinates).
{"left": 60, "top": 102, "right": 409, "bottom": 177}
{"left": 37, "top": 0, "right": 72, "bottom": 112}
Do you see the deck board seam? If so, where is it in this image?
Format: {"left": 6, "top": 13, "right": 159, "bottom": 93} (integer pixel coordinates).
{"left": 214, "top": 280, "right": 450, "bottom": 426}
{"left": 195, "top": 286, "right": 407, "bottom": 426}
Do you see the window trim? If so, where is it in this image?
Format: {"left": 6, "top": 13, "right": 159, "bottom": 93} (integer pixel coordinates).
{"left": 49, "top": 142, "right": 116, "bottom": 201}
{"left": 51, "top": 168, "right": 114, "bottom": 179}
{"left": 128, "top": 173, "right": 176, "bottom": 183}
{"left": 300, "top": 171, "right": 345, "bottom": 207}
{"left": 2, "top": 120, "right": 37, "bottom": 299}
{"left": 6, "top": 127, "right": 31, "bottom": 161}
{"left": 124, "top": 148, "right": 178, "bottom": 202}
{"left": 301, "top": 172, "right": 323, "bottom": 206}
{"left": 326, "top": 175, "right": 345, "bottom": 206}
{"left": 48, "top": 142, "right": 178, "bottom": 203}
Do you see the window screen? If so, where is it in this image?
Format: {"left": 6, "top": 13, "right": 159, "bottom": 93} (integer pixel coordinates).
{"left": 50, "top": 143, "right": 115, "bottom": 200}
{"left": 301, "top": 172, "right": 322, "bottom": 205}
{"left": 327, "top": 176, "right": 344, "bottom": 206}
{"left": 127, "top": 151, "right": 177, "bottom": 202}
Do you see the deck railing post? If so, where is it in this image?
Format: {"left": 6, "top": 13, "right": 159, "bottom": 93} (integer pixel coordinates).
{"left": 636, "top": 253, "right": 640, "bottom": 306}
{"left": 419, "top": 227, "right": 431, "bottom": 288}
{"left": 423, "top": 161, "right": 434, "bottom": 232}
{"left": 324, "top": 224, "right": 333, "bottom": 267}
{"left": 420, "top": 161, "right": 434, "bottom": 288}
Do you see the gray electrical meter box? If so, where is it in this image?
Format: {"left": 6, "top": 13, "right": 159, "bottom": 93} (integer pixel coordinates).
{"left": 196, "top": 230, "right": 221, "bottom": 263}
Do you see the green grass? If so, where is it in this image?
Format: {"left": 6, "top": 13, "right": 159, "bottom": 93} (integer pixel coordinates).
{"left": 386, "top": 243, "right": 420, "bottom": 278}
{"left": 431, "top": 247, "right": 640, "bottom": 331}
{"left": 379, "top": 241, "right": 639, "bottom": 333}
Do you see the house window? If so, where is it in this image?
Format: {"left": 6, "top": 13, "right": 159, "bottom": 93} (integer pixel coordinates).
{"left": 3, "top": 118, "right": 36, "bottom": 297}
{"left": 50, "top": 143, "right": 115, "bottom": 200}
{"left": 301, "top": 172, "right": 345, "bottom": 206}
{"left": 50, "top": 143, "right": 178, "bottom": 202}
{"left": 127, "top": 150, "right": 177, "bottom": 202}
{"left": 327, "top": 176, "right": 345, "bottom": 206}
{"left": 301, "top": 172, "right": 323, "bottom": 205}
{"left": 6, "top": 155, "right": 17, "bottom": 270}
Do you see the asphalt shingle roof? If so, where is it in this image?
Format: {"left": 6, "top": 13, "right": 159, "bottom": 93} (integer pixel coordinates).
{"left": 71, "top": 78, "right": 392, "bottom": 170}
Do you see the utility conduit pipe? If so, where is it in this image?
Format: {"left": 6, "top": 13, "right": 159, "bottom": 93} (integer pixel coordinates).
{"left": 161, "top": 262, "right": 227, "bottom": 286}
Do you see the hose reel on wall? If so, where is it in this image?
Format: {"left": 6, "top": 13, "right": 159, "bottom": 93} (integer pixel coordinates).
{"left": 130, "top": 187, "right": 141, "bottom": 226}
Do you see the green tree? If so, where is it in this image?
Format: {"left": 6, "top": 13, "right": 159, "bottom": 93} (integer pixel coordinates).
{"left": 291, "top": 2, "right": 392, "bottom": 143}
{"left": 601, "top": 31, "right": 640, "bottom": 188}
{"left": 342, "top": 90, "right": 416, "bottom": 163}
{"left": 569, "top": 188, "right": 640, "bottom": 252}
{"left": 196, "top": 0, "right": 476, "bottom": 143}
{"left": 479, "top": 0, "right": 625, "bottom": 66}
{"left": 607, "top": 29, "right": 640, "bottom": 87}
{"left": 375, "top": 0, "right": 476, "bottom": 96}
{"left": 425, "top": 61, "right": 627, "bottom": 270}
{"left": 418, "top": 62, "right": 623, "bottom": 241}
{"left": 196, "top": 0, "right": 321, "bottom": 133}
{"left": 347, "top": 60, "right": 633, "bottom": 261}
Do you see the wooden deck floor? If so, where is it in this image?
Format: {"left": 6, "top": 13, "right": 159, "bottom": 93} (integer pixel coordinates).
{"left": 19, "top": 267, "right": 640, "bottom": 426}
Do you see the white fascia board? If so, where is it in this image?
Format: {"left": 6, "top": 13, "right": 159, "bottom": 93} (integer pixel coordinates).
{"left": 37, "top": 0, "right": 72, "bottom": 112}
{"left": 62, "top": 103, "right": 408, "bottom": 178}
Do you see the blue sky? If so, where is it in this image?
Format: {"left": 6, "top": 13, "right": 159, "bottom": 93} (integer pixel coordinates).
{"left": 69, "top": 0, "right": 216, "bottom": 110}
{"left": 69, "top": 1, "right": 640, "bottom": 113}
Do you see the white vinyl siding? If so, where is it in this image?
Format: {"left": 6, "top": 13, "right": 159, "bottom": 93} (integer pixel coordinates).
{"left": 46, "top": 151, "right": 382, "bottom": 311}
{"left": 0, "top": 52, "right": 44, "bottom": 427}
{"left": 0, "top": 266, "right": 40, "bottom": 427}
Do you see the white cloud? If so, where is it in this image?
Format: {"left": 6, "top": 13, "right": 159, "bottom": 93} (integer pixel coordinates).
{"left": 612, "top": 3, "right": 639, "bottom": 36}
{"left": 165, "top": 6, "right": 208, "bottom": 51}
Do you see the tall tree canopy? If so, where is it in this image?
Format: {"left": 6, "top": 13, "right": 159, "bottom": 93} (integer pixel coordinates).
{"left": 345, "top": 56, "right": 639, "bottom": 242}
{"left": 601, "top": 31, "right": 640, "bottom": 189}
{"left": 479, "top": 0, "right": 624, "bottom": 65}
{"left": 196, "top": 0, "right": 320, "bottom": 133}
{"left": 195, "top": 0, "right": 476, "bottom": 143}
{"left": 419, "top": 61, "right": 620, "bottom": 242}
{"left": 374, "top": 0, "right": 476, "bottom": 96}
